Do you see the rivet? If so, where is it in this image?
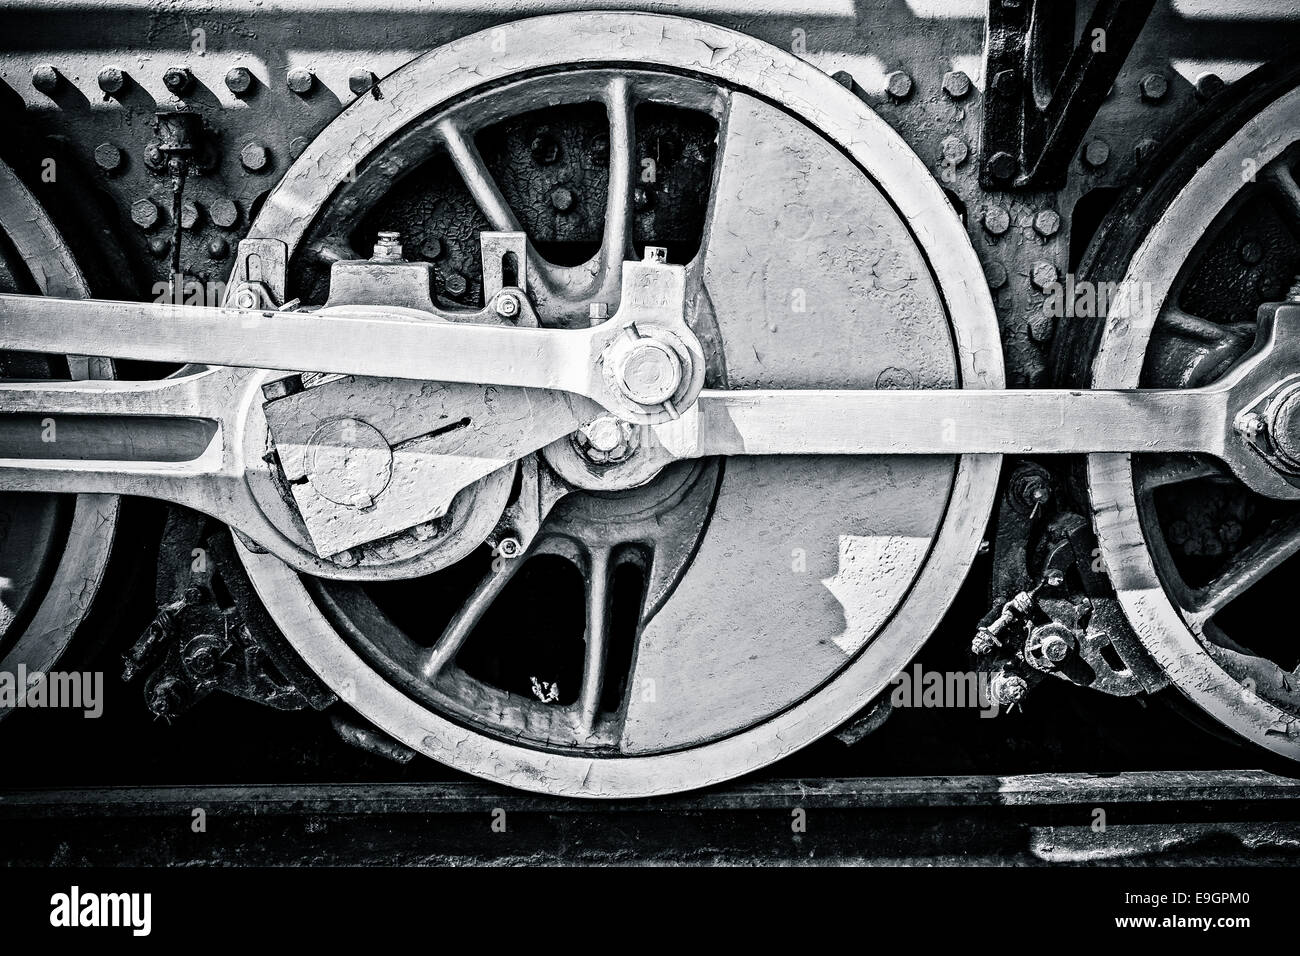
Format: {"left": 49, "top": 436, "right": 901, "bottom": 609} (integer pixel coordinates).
{"left": 207, "top": 237, "right": 229, "bottom": 260}
{"left": 288, "top": 136, "right": 309, "bottom": 160}
{"left": 1195, "top": 73, "right": 1225, "bottom": 101}
{"left": 131, "top": 198, "right": 160, "bottom": 230}
{"left": 163, "top": 66, "right": 193, "bottom": 96}
{"left": 240, "top": 141, "right": 270, "bottom": 173}
{"left": 225, "top": 66, "right": 253, "bottom": 96}
{"left": 1135, "top": 138, "right": 1159, "bottom": 163}
{"left": 31, "top": 64, "right": 61, "bottom": 95}
{"left": 286, "top": 68, "right": 314, "bottom": 95}
{"left": 209, "top": 197, "right": 240, "bottom": 229}
{"left": 1033, "top": 209, "right": 1061, "bottom": 238}
{"left": 1082, "top": 138, "right": 1110, "bottom": 168}
{"left": 348, "top": 69, "right": 375, "bottom": 96}
{"left": 1030, "top": 261, "right": 1059, "bottom": 291}
{"left": 550, "top": 185, "right": 576, "bottom": 212}
{"left": 93, "top": 143, "right": 123, "bottom": 173}
{"left": 986, "top": 261, "right": 1008, "bottom": 289}
{"left": 983, "top": 205, "right": 1011, "bottom": 236}
{"left": 97, "top": 65, "right": 126, "bottom": 96}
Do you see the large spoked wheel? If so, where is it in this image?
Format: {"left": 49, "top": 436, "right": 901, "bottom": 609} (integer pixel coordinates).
{"left": 236, "top": 13, "right": 1002, "bottom": 796}
{"left": 0, "top": 162, "right": 119, "bottom": 711}
{"left": 1069, "top": 64, "right": 1300, "bottom": 760}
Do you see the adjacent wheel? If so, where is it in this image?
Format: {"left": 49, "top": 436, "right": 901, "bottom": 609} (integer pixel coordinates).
{"left": 235, "top": 12, "right": 1002, "bottom": 796}
{"left": 1071, "top": 64, "right": 1300, "bottom": 759}
{"left": 0, "top": 161, "right": 119, "bottom": 708}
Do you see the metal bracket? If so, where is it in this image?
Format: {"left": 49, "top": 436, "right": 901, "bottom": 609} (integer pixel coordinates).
{"left": 980, "top": 0, "right": 1156, "bottom": 190}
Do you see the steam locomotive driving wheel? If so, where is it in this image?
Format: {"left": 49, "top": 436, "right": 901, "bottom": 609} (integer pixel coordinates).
{"left": 230, "top": 13, "right": 1003, "bottom": 796}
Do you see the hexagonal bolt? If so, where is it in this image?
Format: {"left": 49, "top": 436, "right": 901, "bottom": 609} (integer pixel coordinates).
{"left": 225, "top": 66, "right": 254, "bottom": 96}
{"left": 941, "top": 70, "right": 971, "bottom": 99}
{"left": 233, "top": 286, "right": 261, "bottom": 310}
{"left": 885, "top": 70, "right": 913, "bottom": 100}
{"left": 982, "top": 204, "right": 1011, "bottom": 236}
{"left": 31, "top": 64, "right": 60, "bottom": 95}
{"left": 372, "top": 230, "right": 403, "bottom": 261}
{"left": 986, "top": 151, "right": 1017, "bottom": 183}
{"left": 209, "top": 197, "right": 240, "bottom": 229}
{"left": 1196, "top": 72, "right": 1226, "bottom": 101}
{"left": 348, "top": 68, "right": 375, "bottom": 96}
{"left": 207, "top": 238, "right": 229, "bottom": 260}
{"left": 1030, "top": 261, "right": 1059, "bottom": 292}
{"left": 443, "top": 271, "right": 468, "bottom": 298}
{"left": 985, "top": 261, "right": 1008, "bottom": 290}
{"left": 1082, "top": 139, "right": 1111, "bottom": 168}
{"left": 286, "top": 67, "right": 315, "bottom": 95}
{"left": 130, "top": 198, "right": 161, "bottom": 231}
{"left": 240, "top": 142, "right": 270, "bottom": 173}
{"left": 97, "top": 65, "right": 126, "bottom": 96}
{"left": 574, "top": 416, "right": 637, "bottom": 464}
{"left": 550, "top": 185, "right": 576, "bottom": 213}
{"left": 163, "top": 65, "right": 193, "bottom": 96}
{"left": 495, "top": 291, "right": 521, "bottom": 319}
{"left": 1134, "top": 138, "right": 1160, "bottom": 164}
{"left": 529, "top": 133, "right": 559, "bottom": 165}
{"left": 1027, "top": 313, "right": 1057, "bottom": 344}
{"left": 1139, "top": 72, "right": 1168, "bottom": 102}
{"left": 941, "top": 135, "right": 969, "bottom": 166}
{"left": 1033, "top": 209, "right": 1061, "bottom": 238}
{"left": 93, "top": 142, "right": 123, "bottom": 173}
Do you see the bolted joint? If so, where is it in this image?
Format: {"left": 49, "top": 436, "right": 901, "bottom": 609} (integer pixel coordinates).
{"left": 574, "top": 416, "right": 638, "bottom": 465}
{"left": 371, "top": 230, "right": 404, "bottom": 261}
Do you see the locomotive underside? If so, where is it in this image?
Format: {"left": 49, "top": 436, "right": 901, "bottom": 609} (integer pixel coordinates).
{"left": 3, "top": 0, "right": 1300, "bottom": 806}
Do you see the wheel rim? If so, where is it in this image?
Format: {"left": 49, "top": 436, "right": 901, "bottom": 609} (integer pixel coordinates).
{"left": 1089, "top": 83, "right": 1300, "bottom": 757}
{"left": 238, "top": 12, "right": 1002, "bottom": 796}
{"left": 0, "top": 161, "right": 119, "bottom": 704}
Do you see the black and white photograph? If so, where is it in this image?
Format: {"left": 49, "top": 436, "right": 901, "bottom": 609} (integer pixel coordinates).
{"left": 0, "top": 0, "right": 1295, "bottom": 935}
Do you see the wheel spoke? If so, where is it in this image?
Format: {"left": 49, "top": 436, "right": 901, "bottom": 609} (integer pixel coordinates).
{"left": 435, "top": 117, "right": 521, "bottom": 233}
{"left": 1187, "top": 511, "right": 1300, "bottom": 628}
{"left": 420, "top": 554, "right": 524, "bottom": 680}
{"left": 599, "top": 76, "right": 637, "bottom": 294}
{"left": 1263, "top": 159, "right": 1300, "bottom": 239}
{"left": 578, "top": 547, "right": 612, "bottom": 734}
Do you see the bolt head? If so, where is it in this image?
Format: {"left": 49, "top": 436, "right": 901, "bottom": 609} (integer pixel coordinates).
{"left": 495, "top": 292, "right": 521, "bottom": 318}
{"left": 885, "top": 70, "right": 913, "bottom": 100}
{"left": 130, "top": 198, "right": 160, "bottom": 230}
{"left": 986, "top": 151, "right": 1017, "bottom": 183}
{"left": 443, "top": 271, "right": 468, "bottom": 298}
{"left": 209, "top": 197, "right": 239, "bottom": 229}
{"left": 497, "top": 536, "right": 522, "bottom": 558}
{"left": 207, "top": 238, "right": 229, "bottom": 260}
{"left": 941, "top": 135, "right": 969, "bottom": 166}
{"left": 992, "top": 673, "right": 1028, "bottom": 705}
{"left": 1042, "top": 635, "right": 1070, "bottom": 663}
{"left": 1030, "top": 261, "right": 1058, "bottom": 292}
{"left": 1033, "top": 209, "right": 1061, "bottom": 237}
{"left": 97, "top": 65, "right": 126, "bottom": 95}
{"left": 225, "top": 66, "right": 253, "bottom": 95}
{"left": 94, "top": 142, "right": 123, "bottom": 172}
{"left": 941, "top": 70, "right": 971, "bottom": 99}
{"left": 180, "top": 200, "right": 202, "bottom": 230}
{"left": 1027, "top": 313, "right": 1057, "bottom": 343}
{"left": 235, "top": 287, "right": 260, "bottom": 310}
{"left": 1234, "top": 411, "right": 1265, "bottom": 442}
{"left": 1083, "top": 139, "right": 1111, "bottom": 168}
{"left": 240, "top": 142, "right": 269, "bottom": 172}
{"left": 31, "top": 64, "right": 60, "bottom": 95}
{"left": 550, "top": 185, "right": 576, "bottom": 213}
{"left": 287, "top": 67, "right": 315, "bottom": 94}
{"left": 982, "top": 205, "right": 1011, "bottom": 236}
{"left": 372, "top": 231, "right": 404, "bottom": 261}
{"left": 1139, "top": 72, "right": 1168, "bottom": 102}
{"left": 163, "top": 66, "right": 192, "bottom": 95}
{"left": 1196, "top": 72, "right": 1226, "bottom": 101}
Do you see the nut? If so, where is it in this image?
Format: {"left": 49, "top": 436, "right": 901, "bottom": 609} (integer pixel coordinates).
{"left": 1030, "top": 261, "right": 1059, "bottom": 292}
{"left": 130, "top": 198, "right": 160, "bottom": 230}
{"left": 940, "top": 135, "right": 969, "bottom": 166}
{"left": 209, "top": 197, "right": 239, "bottom": 229}
{"left": 986, "top": 151, "right": 1017, "bottom": 183}
{"left": 1027, "top": 313, "right": 1057, "bottom": 344}
{"left": 163, "top": 65, "right": 192, "bottom": 95}
{"left": 372, "top": 230, "right": 403, "bottom": 261}
{"left": 443, "top": 271, "right": 468, "bottom": 298}
{"left": 495, "top": 291, "right": 521, "bottom": 318}
{"left": 496, "top": 536, "right": 522, "bottom": 558}
{"left": 1234, "top": 411, "right": 1265, "bottom": 442}
{"left": 575, "top": 416, "right": 637, "bottom": 464}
